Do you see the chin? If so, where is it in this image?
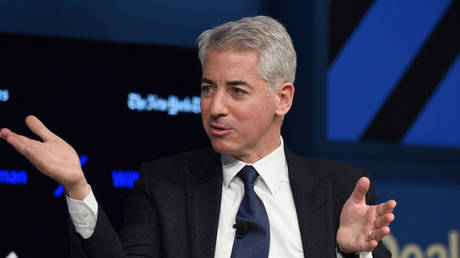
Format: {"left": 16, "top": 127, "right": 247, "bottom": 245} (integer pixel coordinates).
{"left": 209, "top": 138, "right": 237, "bottom": 155}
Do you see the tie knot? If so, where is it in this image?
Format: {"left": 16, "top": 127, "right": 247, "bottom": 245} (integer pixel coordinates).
{"left": 238, "top": 165, "right": 259, "bottom": 185}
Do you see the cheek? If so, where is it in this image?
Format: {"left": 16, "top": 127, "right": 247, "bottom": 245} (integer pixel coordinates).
{"left": 232, "top": 104, "right": 272, "bottom": 131}
{"left": 200, "top": 103, "right": 208, "bottom": 127}
{"left": 200, "top": 100, "right": 209, "bottom": 118}
{"left": 200, "top": 100, "right": 206, "bottom": 114}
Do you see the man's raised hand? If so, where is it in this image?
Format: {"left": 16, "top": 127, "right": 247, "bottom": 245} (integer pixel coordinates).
{"left": 336, "top": 177, "right": 396, "bottom": 254}
{"left": 0, "top": 115, "right": 89, "bottom": 200}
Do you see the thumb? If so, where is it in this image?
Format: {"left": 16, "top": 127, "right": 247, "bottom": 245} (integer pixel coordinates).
{"left": 25, "top": 115, "right": 56, "bottom": 142}
{"left": 350, "top": 177, "right": 370, "bottom": 204}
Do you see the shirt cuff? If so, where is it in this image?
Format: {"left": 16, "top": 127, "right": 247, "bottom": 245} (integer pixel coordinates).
{"left": 336, "top": 249, "right": 372, "bottom": 258}
{"left": 66, "top": 187, "right": 98, "bottom": 239}
{"left": 358, "top": 251, "right": 372, "bottom": 258}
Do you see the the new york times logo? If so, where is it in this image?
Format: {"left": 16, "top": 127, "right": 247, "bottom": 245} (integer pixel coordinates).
{"left": 0, "top": 89, "right": 9, "bottom": 102}
{"left": 127, "top": 92, "right": 200, "bottom": 115}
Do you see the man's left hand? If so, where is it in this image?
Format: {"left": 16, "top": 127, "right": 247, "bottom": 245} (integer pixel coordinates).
{"left": 336, "top": 177, "right": 396, "bottom": 254}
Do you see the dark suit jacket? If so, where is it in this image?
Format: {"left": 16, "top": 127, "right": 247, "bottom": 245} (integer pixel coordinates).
{"left": 70, "top": 147, "right": 390, "bottom": 258}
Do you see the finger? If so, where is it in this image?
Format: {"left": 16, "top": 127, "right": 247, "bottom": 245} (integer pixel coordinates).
{"left": 365, "top": 240, "right": 379, "bottom": 252}
{"left": 2, "top": 130, "right": 34, "bottom": 156}
{"left": 0, "top": 128, "right": 13, "bottom": 139}
{"left": 3, "top": 131, "right": 49, "bottom": 168}
{"left": 376, "top": 200, "right": 397, "bottom": 216}
{"left": 374, "top": 213, "right": 395, "bottom": 229}
{"left": 350, "top": 177, "right": 370, "bottom": 203}
{"left": 25, "top": 115, "right": 56, "bottom": 142}
{"left": 369, "top": 226, "right": 390, "bottom": 242}
{"left": 357, "top": 237, "right": 379, "bottom": 252}
{"left": 1, "top": 128, "right": 43, "bottom": 161}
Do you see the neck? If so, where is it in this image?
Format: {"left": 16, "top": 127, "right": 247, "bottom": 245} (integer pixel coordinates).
{"left": 232, "top": 136, "right": 282, "bottom": 164}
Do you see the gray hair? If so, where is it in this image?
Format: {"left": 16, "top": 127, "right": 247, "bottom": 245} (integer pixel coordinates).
{"left": 197, "top": 16, "right": 297, "bottom": 91}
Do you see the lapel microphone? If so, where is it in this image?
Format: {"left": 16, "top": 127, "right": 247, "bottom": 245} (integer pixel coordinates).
{"left": 233, "top": 220, "right": 249, "bottom": 239}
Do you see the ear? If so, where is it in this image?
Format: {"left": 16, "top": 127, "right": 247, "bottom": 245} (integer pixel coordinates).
{"left": 274, "top": 82, "right": 295, "bottom": 116}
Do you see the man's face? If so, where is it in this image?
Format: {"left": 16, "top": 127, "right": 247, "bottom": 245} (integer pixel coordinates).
{"left": 200, "top": 49, "right": 282, "bottom": 163}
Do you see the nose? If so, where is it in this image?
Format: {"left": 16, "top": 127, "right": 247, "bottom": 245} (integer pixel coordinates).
{"left": 208, "top": 90, "right": 229, "bottom": 118}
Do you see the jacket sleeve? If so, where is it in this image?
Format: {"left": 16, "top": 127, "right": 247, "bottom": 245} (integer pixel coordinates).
{"left": 69, "top": 162, "right": 163, "bottom": 258}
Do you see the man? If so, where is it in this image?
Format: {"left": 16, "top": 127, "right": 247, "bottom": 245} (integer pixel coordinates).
{"left": 0, "top": 16, "right": 395, "bottom": 258}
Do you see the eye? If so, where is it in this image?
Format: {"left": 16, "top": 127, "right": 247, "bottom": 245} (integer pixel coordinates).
{"left": 201, "top": 85, "right": 214, "bottom": 95}
{"left": 230, "top": 87, "right": 246, "bottom": 96}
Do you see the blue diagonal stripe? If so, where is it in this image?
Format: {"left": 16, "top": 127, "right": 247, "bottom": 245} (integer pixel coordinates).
{"left": 403, "top": 54, "right": 460, "bottom": 148}
{"left": 328, "top": 0, "right": 452, "bottom": 141}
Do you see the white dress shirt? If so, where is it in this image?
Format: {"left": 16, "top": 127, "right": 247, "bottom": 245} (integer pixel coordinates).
{"left": 214, "top": 139, "right": 304, "bottom": 258}
{"left": 66, "top": 187, "right": 98, "bottom": 239}
{"left": 66, "top": 138, "right": 371, "bottom": 258}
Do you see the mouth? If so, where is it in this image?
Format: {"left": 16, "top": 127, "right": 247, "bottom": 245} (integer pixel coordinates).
{"left": 209, "top": 122, "right": 232, "bottom": 136}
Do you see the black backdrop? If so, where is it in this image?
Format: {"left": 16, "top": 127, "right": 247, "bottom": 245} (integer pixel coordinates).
{"left": 0, "top": 33, "right": 210, "bottom": 257}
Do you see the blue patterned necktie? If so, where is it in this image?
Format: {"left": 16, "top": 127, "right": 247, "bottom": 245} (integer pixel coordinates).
{"left": 231, "top": 165, "right": 270, "bottom": 258}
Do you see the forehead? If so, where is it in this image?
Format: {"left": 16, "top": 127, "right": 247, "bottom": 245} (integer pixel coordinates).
{"left": 202, "top": 49, "right": 262, "bottom": 80}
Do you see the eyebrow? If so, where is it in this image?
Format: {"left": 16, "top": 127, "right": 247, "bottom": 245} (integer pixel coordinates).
{"left": 226, "top": 80, "right": 251, "bottom": 88}
{"left": 201, "top": 78, "right": 216, "bottom": 85}
{"left": 201, "top": 77, "right": 252, "bottom": 89}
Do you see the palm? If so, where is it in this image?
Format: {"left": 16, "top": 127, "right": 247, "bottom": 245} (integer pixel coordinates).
{"left": 23, "top": 130, "right": 81, "bottom": 184}
{"left": 0, "top": 116, "right": 87, "bottom": 196}
{"left": 336, "top": 177, "right": 396, "bottom": 253}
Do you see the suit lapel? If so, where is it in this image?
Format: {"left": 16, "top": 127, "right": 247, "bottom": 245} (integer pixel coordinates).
{"left": 286, "top": 148, "right": 331, "bottom": 258}
{"left": 183, "top": 148, "right": 335, "bottom": 258}
{"left": 185, "top": 150, "right": 223, "bottom": 258}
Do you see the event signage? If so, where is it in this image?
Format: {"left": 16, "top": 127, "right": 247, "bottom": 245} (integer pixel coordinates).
{"left": 0, "top": 89, "right": 9, "bottom": 102}
{"left": 127, "top": 92, "right": 201, "bottom": 116}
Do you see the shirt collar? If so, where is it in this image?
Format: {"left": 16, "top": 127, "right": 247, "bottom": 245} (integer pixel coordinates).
{"left": 221, "top": 137, "right": 287, "bottom": 195}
